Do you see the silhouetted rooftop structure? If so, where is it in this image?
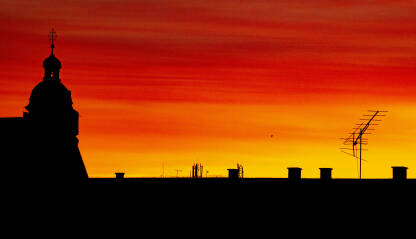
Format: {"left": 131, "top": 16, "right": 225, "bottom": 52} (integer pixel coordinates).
{"left": 392, "top": 166, "right": 407, "bottom": 181}
{"left": 227, "top": 169, "right": 240, "bottom": 179}
{"left": 115, "top": 172, "right": 125, "bottom": 180}
{"left": 0, "top": 30, "right": 87, "bottom": 181}
{"left": 288, "top": 167, "right": 302, "bottom": 181}
{"left": 319, "top": 168, "right": 333, "bottom": 180}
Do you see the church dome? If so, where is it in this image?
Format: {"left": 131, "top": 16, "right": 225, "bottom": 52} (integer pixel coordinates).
{"left": 26, "top": 80, "right": 73, "bottom": 113}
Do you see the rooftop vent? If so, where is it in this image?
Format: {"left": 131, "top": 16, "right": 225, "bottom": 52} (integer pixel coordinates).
{"left": 288, "top": 167, "right": 302, "bottom": 181}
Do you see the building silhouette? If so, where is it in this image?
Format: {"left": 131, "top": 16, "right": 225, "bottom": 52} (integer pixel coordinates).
{"left": 0, "top": 31, "right": 88, "bottom": 181}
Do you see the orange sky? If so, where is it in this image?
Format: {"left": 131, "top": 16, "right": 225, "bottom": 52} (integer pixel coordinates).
{"left": 1, "top": 0, "right": 416, "bottom": 178}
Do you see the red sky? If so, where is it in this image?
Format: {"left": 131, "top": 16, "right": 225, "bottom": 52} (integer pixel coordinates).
{"left": 1, "top": 0, "right": 416, "bottom": 178}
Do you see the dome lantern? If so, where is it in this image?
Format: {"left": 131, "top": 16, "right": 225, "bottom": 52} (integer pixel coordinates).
{"left": 43, "top": 29, "right": 61, "bottom": 81}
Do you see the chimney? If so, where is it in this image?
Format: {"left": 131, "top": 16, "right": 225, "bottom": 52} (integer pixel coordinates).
{"left": 115, "top": 172, "right": 125, "bottom": 180}
{"left": 392, "top": 167, "right": 407, "bottom": 181}
{"left": 227, "top": 169, "right": 240, "bottom": 179}
{"left": 288, "top": 167, "right": 302, "bottom": 181}
{"left": 319, "top": 168, "right": 333, "bottom": 180}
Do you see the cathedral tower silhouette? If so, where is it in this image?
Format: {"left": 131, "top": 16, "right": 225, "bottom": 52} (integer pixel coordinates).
{"left": 0, "top": 30, "right": 88, "bottom": 181}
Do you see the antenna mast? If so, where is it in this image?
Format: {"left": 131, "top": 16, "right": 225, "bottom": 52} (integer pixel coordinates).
{"left": 340, "top": 110, "right": 387, "bottom": 179}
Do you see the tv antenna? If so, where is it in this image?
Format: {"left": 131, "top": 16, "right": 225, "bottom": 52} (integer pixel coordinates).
{"left": 340, "top": 110, "right": 387, "bottom": 179}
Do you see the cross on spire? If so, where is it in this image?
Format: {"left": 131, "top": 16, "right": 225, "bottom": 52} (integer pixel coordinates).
{"left": 48, "top": 28, "right": 57, "bottom": 54}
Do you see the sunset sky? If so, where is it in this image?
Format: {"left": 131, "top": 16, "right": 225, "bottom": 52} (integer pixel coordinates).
{"left": 1, "top": 0, "right": 416, "bottom": 178}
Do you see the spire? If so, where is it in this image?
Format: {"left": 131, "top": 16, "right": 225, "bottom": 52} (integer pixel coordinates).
{"left": 43, "top": 29, "right": 61, "bottom": 81}
{"left": 48, "top": 28, "right": 57, "bottom": 55}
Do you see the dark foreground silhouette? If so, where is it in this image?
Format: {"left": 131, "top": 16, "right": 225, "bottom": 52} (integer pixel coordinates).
{"left": 1, "top": 31, "right": 87, "bottom": 182}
